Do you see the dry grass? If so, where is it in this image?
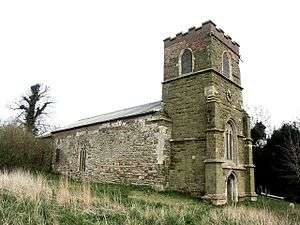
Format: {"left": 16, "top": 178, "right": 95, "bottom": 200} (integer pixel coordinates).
{"left": 207, "top": 205, "right": 300, "bottom": 225}
{"left": 224, "top": 206, "right": 280, "bottom": 224}
{"left": 56, "top": 177, "right": 72, "bottom": 205}
{"left": 0, "top": 170, "right": 52, "bottom": 201}
{"left": 128, "top": 190, "right": 192, "bottom": 207}
{"left": 128, "top": 190, "right": 300, "bottom": 225}
{"left": 0, "top": 170, "right": 93, "bottom": 209}
{"left": 0, "top": 169, "right": 299, "bottom": 225}
{"left": 56, "top": 177, "right": 93, "bottom": 209}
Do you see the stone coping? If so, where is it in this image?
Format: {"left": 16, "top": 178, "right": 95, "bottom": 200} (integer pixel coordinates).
{"left": 162, "top": 68, "right": 243, "bottom": 90}
{"left": 170, "top": 137, "right": 205, "bottom": 142}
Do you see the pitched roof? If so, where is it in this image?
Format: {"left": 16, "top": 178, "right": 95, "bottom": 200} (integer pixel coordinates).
{"left": 53, "top": 101, "right": 162, "bottom": 133}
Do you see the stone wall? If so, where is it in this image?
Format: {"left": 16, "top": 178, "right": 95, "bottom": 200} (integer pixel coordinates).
{"left": 208, "top": 36, "right": 255, "bottom": 202}
{"left": 162, "top": 71, "right": 210, "bottom": 195}
{"left": 52, "top": 113, "right": 171, "bottom": 190}
{"left": 162, "top": 20, "right": 256, "bottom": 203}
{"left": 203, "top": 73, "right": 253, "bottom": 203}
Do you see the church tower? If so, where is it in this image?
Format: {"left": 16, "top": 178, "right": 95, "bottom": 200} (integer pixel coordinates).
{"left": 162, "top": 21, "right": 257, "bottom": 204}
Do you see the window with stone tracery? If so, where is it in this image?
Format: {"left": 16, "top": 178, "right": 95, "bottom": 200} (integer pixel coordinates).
{"left": 225, "top": 122, "right": 235, "bottom": 160}
{"left": 222, "top": 52, "right": 231, "bottom": 79}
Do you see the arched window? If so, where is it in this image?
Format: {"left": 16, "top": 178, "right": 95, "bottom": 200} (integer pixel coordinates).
{"left": 55, "top": 148, "right": 60, "bottom": 164}
{"left": 180, "top": 49, "right": 193, "bottom": 75}
{"left": 222, "top": 52, "right": 231, "bottom": 78}
{"left": 79, "top": 148, "right": 86, "bottom": 171}
{"left": 225, "top": 122, "right": 235, "bottom": 160}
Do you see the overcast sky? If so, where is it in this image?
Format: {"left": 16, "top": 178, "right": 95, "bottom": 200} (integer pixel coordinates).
{"left": 0, "top": 0, "right": 299, "bottom": 129}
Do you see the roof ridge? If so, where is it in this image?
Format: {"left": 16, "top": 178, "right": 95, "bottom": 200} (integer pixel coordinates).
{"left": 77, "top": 100, "right": 161, "bottom": 121}
{"left": 53, "top": 100, "right": 162, "bottom": 133}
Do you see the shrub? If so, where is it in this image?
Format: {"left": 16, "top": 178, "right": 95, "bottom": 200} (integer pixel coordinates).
{"left": 0, "top": 124, "right": 53, "bottom": 171}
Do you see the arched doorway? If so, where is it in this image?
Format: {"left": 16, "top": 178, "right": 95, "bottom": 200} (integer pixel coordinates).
{"left": 227, "top": 173, "right": 238, "bottom": 203}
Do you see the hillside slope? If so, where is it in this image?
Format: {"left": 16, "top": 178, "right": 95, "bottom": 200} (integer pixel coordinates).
{"left": 0, "top": 170, "right": 299, "bottom": 225}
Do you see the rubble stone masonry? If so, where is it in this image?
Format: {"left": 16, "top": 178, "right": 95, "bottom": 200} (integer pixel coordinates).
{"left": 51, "top": 20, "right": 257, "bottom": 205}
{"left": 53, "top": 114, "right": 171, "bottom": 190}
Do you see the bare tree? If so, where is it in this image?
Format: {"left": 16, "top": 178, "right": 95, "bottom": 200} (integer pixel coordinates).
{"left": 11, "top": 84, "right": 53, "bottom": 135}
{"left": 246, "top": 105, "right": 272, "bottom": 136}
{"left": 295, "top": 117, "right": 300, "bottom": 128}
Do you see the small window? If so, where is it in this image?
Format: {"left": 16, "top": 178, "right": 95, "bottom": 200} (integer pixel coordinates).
{"left": 79, "top": 148, "right": 86, "bottom": 171}
{"left": 222, "top": 52, "right": 231, "bottom": 78}
{"left": 180, "top": 49, "right": 193, "bottom": 74}
{"left": 55, "top": 148, "right": 60, "bottom": 164}
{"left": 225, "top": 122, "right": 235, "bottom": 160}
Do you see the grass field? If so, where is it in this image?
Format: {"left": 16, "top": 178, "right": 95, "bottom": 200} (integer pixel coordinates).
{"left": 0, "top": 170, "right": 299, "bottom": 225}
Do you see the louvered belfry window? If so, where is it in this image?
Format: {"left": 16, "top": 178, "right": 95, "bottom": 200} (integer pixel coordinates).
{"left": 222, "top": 52, "right": 230, "bottom": 78}
{"left": 181, "top": 49, "right": 193, "bottom": 74}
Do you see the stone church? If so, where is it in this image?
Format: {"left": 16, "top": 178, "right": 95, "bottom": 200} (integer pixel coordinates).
{"left": 51, "top": 21, "right": 257, "bottom": 205}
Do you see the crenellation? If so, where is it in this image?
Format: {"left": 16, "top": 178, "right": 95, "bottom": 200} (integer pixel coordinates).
{"left": 232, "top": 41, "right": 240, "bottom": 47}
{"left": 225, "top": 35, "right": 232, "bottom": 40}
{"left": 188, "top": 26, "right": 196, "bottom": 32}
{"left": 176, "top": 32, "right": 183, "bottom": 36}
{"left": 164, "top": 20, "right": 240, "bottom": 55}
{"left": 216, "top": 28, "right": 225, "bottom": 34}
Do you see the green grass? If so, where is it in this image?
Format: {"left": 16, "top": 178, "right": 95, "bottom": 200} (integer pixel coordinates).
{"left": 0, "top": 170, "right": 299, "bottom": 225}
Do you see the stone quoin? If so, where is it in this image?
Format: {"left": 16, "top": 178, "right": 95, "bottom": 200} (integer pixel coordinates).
{"left": 50, "top": 20, "right": 257, "bottom": 205}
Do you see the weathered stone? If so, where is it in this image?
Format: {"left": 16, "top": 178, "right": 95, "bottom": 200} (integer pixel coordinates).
{"left": 51, "top": 20, "right": 256, "bottom": 205}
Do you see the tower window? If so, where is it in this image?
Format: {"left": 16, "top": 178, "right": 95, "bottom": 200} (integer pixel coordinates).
{"left": 222, "top": 52, "right": 231, "bottom": 78}
{"left": 225, "top": 122, "right": 235, "bottom": 160}
{"left": 180, "top": 49, "right": 193, "bottom": 75}
{"left": 79, "top": 148, "right": 87, "bottom": 171}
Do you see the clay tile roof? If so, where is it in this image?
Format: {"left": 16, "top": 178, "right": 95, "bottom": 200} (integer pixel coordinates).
{"left": 52, "top": 101, "right": 162, "bottom": 133}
